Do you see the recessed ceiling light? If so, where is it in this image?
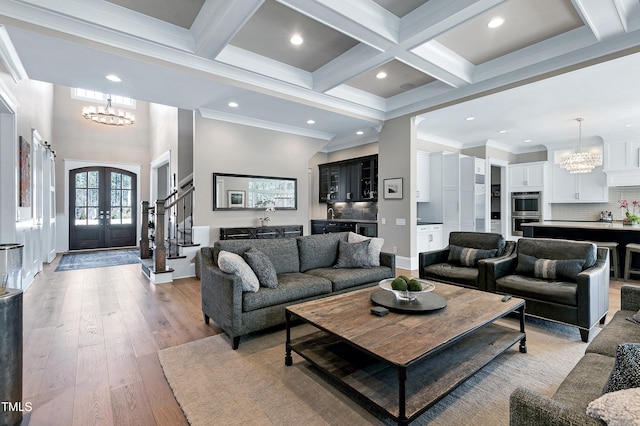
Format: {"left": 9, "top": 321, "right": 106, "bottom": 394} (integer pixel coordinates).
{"left": 290, "top": 34, "right": 303, "bottom": 45}
{"left": 487, "top": 17, "right": 504, "bottom": 28}
{"left": 498, "top": 130, "right": 507, "bottom": 134}
{"left": 228, "top": 102, "right": 239, "bottom": 108}
{"left": 524, "top": 139, "right": 532, "bottom": 143}
{"left": 105, "top": 74, "right": 121, "bottom": 82}
{"left": 356, "top": 130, "right": 364, "bottom": 135}
{"left": 465, "top": 116, "right": 476, "bottom": 121}
{"left": 625, "top": 124, "right": 634, "bottom": 128}
{"left": 376, "top": 71, "right": 387, "bottom": 79}
{"left": 307, "top": 119, "right": 315, "bottom": 124}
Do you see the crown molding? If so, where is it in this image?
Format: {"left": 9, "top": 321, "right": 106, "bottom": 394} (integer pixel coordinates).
{"left": 0, "top": 25, "right": 27, "bottom": 82}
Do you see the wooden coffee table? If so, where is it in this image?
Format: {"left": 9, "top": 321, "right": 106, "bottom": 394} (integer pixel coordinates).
{"left": 284, "top": 282, "right": 526, "bottom": 426}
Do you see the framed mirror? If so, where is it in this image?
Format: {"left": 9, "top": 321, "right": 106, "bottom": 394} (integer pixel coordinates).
{"left": 213, "top": 173, "right": 297, "bottom": 210}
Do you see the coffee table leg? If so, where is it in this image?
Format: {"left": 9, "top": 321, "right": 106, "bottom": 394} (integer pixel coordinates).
{"left": 285, "top": 310, "right": 293, "bottom": 366}
{"left": 518, "top": 305, "right": 527, "bottom": 353}
{"left": 398, "top": 366, "right": 408, "bottom": 426}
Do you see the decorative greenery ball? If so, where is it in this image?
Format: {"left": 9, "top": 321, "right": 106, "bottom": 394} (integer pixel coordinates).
{"left": 407, "top": 279, "right": 422, "bottom": 291}
{"left": 391, "top": 277, "right": 408, "bottom": 291}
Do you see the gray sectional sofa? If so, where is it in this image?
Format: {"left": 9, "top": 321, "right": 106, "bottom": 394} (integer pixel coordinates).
{"left": 200, "top": 232, "right": 395, "bottom": 349}
{"left": 510, "top": 284, "right": 640, "bottom": 425}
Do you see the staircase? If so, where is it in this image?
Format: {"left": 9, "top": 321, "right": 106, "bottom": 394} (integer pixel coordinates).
{"left": 140, "top": 182, "right": 209, "bottom": 284}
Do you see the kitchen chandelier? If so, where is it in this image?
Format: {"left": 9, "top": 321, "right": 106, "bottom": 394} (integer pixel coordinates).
{"left": 560, "top": 118, "right": 602, "bottom": 174}
{"left": 81, "top": 96, "right": 135, "bottom": 126}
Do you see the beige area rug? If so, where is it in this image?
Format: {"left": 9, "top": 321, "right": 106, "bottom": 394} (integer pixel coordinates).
{"left": 158, "top": 318, "right": 599, "bottom": 426}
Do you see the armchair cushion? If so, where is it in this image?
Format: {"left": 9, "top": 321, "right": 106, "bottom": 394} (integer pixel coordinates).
{"left": 516, "top": 237, "right": 597, "bottom": 269}
{"left": 495, "top": 274, "right": 577, "bottom": 306}
{"left": 449, "top": 231, "right": 506, "bottom": 255}
{"left": 515, "top": 253, "right": 586, "bottom": 282}
{"left": 448, "top": 245, "right": 497, "bottom": 267}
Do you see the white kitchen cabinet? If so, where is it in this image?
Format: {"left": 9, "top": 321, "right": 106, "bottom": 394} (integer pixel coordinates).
{"left": 417, "top": 224, "right": 444, "bottom": 253}
{"left": 416, "top": 150, "right": 430, "bottom": 202}
{"left": 509, "top": 162, "right": 545, "bottom": 191}
{"left": 549, "top": 146, "right": 608, "bottom": 203}
{"left": 604, "top": 140, "right": 640, "bottom": 186}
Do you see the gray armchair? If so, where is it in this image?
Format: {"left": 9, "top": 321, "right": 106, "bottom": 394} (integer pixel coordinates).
{"left": 419, "top": 231, "right": 515, "bottom": 291}
{"left": 485, "top": 237, "right": 609, "bottom": 342}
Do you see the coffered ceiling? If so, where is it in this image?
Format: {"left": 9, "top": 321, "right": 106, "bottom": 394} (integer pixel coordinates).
{"left": 1, "top": 0, "right": 640, "bottom": 152}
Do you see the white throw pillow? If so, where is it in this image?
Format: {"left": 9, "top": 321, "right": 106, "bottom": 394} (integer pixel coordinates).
{"left": 348, "top": 232, "right": 384, "bottom": 267}
{"left": 586, "top": 387, "right": 640, "bottom": 426}
{"left": 217, "top": 250, "right": 260, "bottom": 292}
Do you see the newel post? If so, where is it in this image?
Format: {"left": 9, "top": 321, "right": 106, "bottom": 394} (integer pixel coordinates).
{"left": 140, "top": 201, "right": 150, "bottom": 259}
{"left": 154, "top": 199, "right": 167, "bottom": 272}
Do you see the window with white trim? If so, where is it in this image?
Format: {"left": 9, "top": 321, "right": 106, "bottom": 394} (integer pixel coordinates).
{"left": 71, "top": 88, "right": 136, "bottom": 109}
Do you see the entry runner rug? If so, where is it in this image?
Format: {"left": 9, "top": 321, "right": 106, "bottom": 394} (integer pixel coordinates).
{"left": 55, "top": 249, "right": 140, "bottom": 272}
{"left": 158, "top": 317, "right": 599, "bottom": 425}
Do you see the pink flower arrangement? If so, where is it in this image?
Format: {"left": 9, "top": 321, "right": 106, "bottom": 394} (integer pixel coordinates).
{"left": 619, "top": 199, "right": 640, "bottom": 222}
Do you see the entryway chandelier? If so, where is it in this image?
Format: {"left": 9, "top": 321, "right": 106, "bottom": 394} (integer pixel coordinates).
{"left": 560, "top": 118, "right": 602, "bottom": 174}
{"left": 81, "top": 96, "right": 135, "bottom": 126}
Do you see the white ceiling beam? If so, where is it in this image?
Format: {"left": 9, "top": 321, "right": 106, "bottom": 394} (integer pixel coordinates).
{"left": 312, "top": 44, "right": 389, "bottom": 93}
{"left": 191, "top": 0, "right": 263, "bottom": 59}
{"left": 573, "top": 0, "right": 626, "bottom": 41}
{"left": 2, "top": 0, "right": 196, "bottom": 51}
{"left": 408, "top": 41, "right": 474, "bottom": 86}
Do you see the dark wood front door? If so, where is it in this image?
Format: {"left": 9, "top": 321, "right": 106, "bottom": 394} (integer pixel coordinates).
{"left": 69, "top": 167, "right": 137, "bottom": 250}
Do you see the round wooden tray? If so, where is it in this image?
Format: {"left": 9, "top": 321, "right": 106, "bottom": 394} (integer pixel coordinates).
{"left": 370, "top": 289, "right": 447, "bottom": 313}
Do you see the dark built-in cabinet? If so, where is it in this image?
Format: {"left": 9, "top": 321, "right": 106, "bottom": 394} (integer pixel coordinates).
{"left": 318, "top": 155, "right": 378, "bottom": 203}
{"left": 220, "top": 225, "right": 303, "bottom": 240}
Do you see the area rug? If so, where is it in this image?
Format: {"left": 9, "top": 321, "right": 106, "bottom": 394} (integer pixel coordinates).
{"left": 55, "top": 249, "right": 140, "bottom": 271}
{"left": 158, "top": 317, "right": 599, "bottom": 425}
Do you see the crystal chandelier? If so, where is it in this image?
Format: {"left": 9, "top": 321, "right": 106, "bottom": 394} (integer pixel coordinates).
{"left": 81, "top": 96, "right": 135, "bottom": 126}
{"left": 560, "top": 118, "right": 602, "bottom": 174}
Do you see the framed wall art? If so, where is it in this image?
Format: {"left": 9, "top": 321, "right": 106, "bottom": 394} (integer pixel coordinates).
{"left": 383, "top": 178, "right": 403, "bottom": 199}
{"left": 19, "top": 136, "right": 31, "bottom": 207}
{"left": 227, "top": 190, "right": 246, "bottom": 208}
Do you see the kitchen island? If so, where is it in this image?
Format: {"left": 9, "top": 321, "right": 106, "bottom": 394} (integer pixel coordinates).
{"left": 522, "top": 221, "right": 640, "bottom": 277}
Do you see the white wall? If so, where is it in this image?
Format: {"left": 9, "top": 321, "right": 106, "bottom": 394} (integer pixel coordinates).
{"left": 193, "top": 116, "right": 327, "bottom": 243}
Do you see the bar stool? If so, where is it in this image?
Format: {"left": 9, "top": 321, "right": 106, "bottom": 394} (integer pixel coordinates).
{"left": 595, "top": 241, "right": 619, "bottom": 279}
{"left": 624, "top": 243, "right": 640, "bottom": 281}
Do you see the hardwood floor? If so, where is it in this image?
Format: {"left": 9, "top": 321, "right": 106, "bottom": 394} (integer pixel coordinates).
{"left": 18, "top": 260, "right": 630, "bottom": 425}
{"left": 21, "top": 256, "right": 221, "bottom": 425}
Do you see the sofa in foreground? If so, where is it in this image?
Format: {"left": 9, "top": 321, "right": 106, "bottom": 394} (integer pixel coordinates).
{"left": 510, "top": 284, "right": 640, "bottom": 425}
{"left": 486, "top": 237, "right": 609, "bottom": 342}
{"left": 200, "top": 232, "right": 395, "bottom": 349}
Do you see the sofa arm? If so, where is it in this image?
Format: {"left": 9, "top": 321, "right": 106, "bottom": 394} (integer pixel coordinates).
{"left": 510, "top": 387, "right": 604, "bottom": 426}
{"left": 418, "top": 249, "right": 449, "bottom": 278}
{"left": 576, "top": 249, "right": 610, "bottom": 329}
{"left": 483, "top": 254, "right": 518, "bottom": 293}
{"left": 621, "top": 284, "right": 640, "bottom": 312}
{"left": 200, "top": 249, "right": 245, "bottom": 337}
{"left": 380, "top": 252, "right": 396, "bottom": 275}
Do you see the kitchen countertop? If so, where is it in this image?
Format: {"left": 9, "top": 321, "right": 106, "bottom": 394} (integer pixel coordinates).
{"left": 311, "top": 219, "right": 377, "bottom": 223}
{"left": 417, "top": 222, "right": 443, "bottom": 225}
{"left": 522, "top": 221, "right": 640, "bottom": 231}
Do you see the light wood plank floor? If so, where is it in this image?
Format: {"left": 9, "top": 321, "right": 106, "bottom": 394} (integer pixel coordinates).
{"left": 21, "top": 255, "right": 221, "bottom": 426}
{"left": 18, "top": 260, "right": 629, "bottom": 425}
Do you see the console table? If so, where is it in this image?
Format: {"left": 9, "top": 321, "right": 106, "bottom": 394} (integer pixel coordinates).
{"left": 220, "top": 225, "right": 303, "bottom": 240}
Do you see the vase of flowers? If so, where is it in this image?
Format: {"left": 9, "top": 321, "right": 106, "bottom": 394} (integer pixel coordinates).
{"left": 620, "top": 199, "right": 640, "bottom": 226}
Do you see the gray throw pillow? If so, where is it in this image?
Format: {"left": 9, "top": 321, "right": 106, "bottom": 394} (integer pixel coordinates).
{"left": 335, "top": 240, "right": 371, "bottom": 269}
{"left": 217, "top": 250, "right": 260, "bottom": 292}
{"left": 515, "top": 253, "right": 585, "bottom": 281}
{"left": 244, "top": 248, "right": 278, "bottom": 288}
{"left": 348, "top": 232, "right": 384, "bottom": 267}
{"left": 603, "top": 343, "right": 640, "bottom": 394}
{"left": 627, "top": 309, "right": 640, "bottom": 325}
{"left": 448, "top": 245, "right": 497, "bottom": 267}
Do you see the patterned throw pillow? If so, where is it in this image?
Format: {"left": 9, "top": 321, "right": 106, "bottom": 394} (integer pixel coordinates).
{"left": 515, "top": 253, "right": 585, "bottom": 281}
{"left": 603, "top": 343, "right": 640, "bottom": 394}
{"left": 587, "top": 387, "right": 640, "bottom": 425}
{"left": 243, "top": 248, "right": 278, "bottom": 288}
{"left": 348, "top": 232, "right": 384, "bottom": 267}
{"left": 447, "top": 245, "right": 498, "bottom": 267}
{"left": 217, "top": 250, "right": 260, "bottom": 292}
{"left": 334, "top": 240, "right": 371, "bottom": 269}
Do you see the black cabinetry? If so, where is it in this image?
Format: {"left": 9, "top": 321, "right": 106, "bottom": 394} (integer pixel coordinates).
{"left": 311, "top": 220, "right": 356, "bottom": 234}
{"left": 318, "top": 155, "right": 378, "bottom": 203}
